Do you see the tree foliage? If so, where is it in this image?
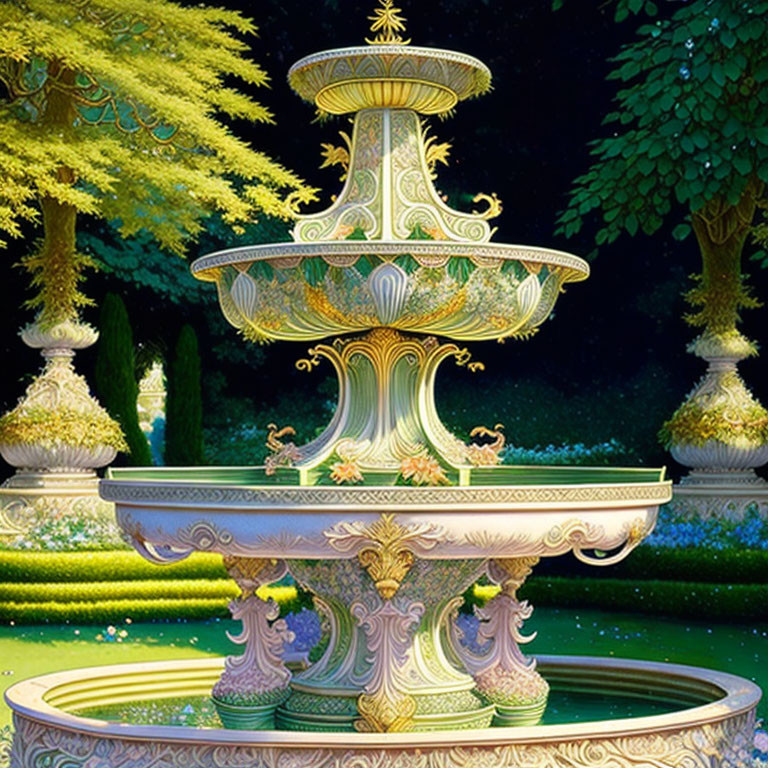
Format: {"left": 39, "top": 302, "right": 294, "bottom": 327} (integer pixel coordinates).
{"left": 165, "top": 324, "right": 204, "bottom": 466}
{"left": 558, "top": 0, "right": 768, "bottom": 246}
{"left": 557, "top": 0, "right": 768, "bottom": 338}
{"left": 79, "top": 212, "right": 292, "bottom": 306}
{"left": 0, "top": 0, "right": 317, "bottom": 325}
{"left": 94, "top": 292, "right": 151, "bottom": 465}
{"left": 553, "top": 0, "right": 662, "bottom": 23}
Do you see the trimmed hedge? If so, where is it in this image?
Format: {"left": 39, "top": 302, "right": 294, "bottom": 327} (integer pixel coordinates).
{"left": 3, "top": 584, "right": 766, "bottom": 624}
{"left": 0, "top": 579, "right": 239, "bottom": 604}
{"left": 5, "top": 547, "right": 767, "bottom": 587}
{"left": 536, "top": 547, "right": 768, "bottom": 584}
{"left": 0, "top": 551, "right": 227, "bottom": 583}
{"left": 3, "top": 551, "right": 766, "bottom": 624}
{"left": 0, "top": 585, "right": 305, "bottom": 624}
{"left": 521, "top": 577, "right": 768, "bottom": 620}
{"left": 0, "top": 598, "right": 231, "bottom": 624}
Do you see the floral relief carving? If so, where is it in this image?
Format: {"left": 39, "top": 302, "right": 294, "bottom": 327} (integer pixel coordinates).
{"left": 10, "top": 708, "right": 757, "bottom": 768}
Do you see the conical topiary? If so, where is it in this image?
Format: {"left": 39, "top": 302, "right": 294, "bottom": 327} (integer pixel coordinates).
{"left": 94, "top": 293, "right": 151, "bottom": 466}
{"left": 165, "top": 324, "right": 204, "bottom": 466}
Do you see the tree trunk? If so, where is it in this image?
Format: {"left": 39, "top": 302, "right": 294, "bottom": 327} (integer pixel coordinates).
{"left": 26, "top": 61, "right": 80, "bottom": 327}
{"left": 32, "top": 196, "right": 79, "bottom": 326}
{"left": 687, "top": 181, "right": 762, "bottom": 338}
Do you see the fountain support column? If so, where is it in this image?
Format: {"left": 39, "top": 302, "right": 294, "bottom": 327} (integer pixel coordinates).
{"left": 280, "top": 514, "right": 493, "bottom": 733}
{"left": 453, "top": 556, "right": 549, "bottom": 726}
{"left": 291, "top": 329, "right": 483, "bottom": 478}
{"left": 212, "top": 557, "right": 294, "bottom": 729}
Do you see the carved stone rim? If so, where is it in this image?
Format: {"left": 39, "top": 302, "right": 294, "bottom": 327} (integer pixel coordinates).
{"left": 288, "top": 45, "right": 492, "bottom": 101}
{"left": 191, "top": 241, "right": 590, "bottom": 282}
{"left": 6, "top": 655, "right": 759, "bottom": 746}
{"left": 99, "top": 479, "right": 673, "bottom": 510}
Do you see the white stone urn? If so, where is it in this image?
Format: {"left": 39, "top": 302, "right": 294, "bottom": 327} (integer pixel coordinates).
{"left": 0, "top": 320, "right": 125, "bottom": 474}
{"left": 0, "top": 319, "right": 127, "bottom": 536}
{"left": 665, "top": 333, "right": 768, "bottom": 520}
{"left": 667, "top": 333, "right": 768, "bottom": 481}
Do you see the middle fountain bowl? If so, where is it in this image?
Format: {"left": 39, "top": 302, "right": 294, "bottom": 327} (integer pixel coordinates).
{"left": 193, "top": 238, "right": 588, "bottom": 343}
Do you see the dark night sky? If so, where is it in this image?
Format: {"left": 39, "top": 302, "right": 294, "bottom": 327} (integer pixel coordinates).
{"left": 2, "top": 1, "right": 767, "bottom": 473}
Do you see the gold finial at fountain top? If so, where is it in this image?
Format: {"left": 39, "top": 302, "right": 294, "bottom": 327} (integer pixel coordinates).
{"left": 366, "top": 0, "right": 411, "bottom": 45}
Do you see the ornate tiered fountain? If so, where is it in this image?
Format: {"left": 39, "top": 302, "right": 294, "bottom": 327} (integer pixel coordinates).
{"left": 6, "top": 4, "right": 761, "bottom": 767}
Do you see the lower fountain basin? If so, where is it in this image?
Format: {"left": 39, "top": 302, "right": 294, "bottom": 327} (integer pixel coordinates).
{"left": 100, "top": 466, "right": 671, "bottom": 564}
{"left": 6, "top": 656, "right": 759, "bottom": 768}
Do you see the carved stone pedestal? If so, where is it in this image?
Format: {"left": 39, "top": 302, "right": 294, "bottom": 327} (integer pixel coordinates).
{"left": 283, "top": 555, "right": 492, "bottom": 733}
{"left": 0, "top": 321, "right": 122, "bottom": 541}
{"left": 668, "top": 470, "right": 768, "bottom": 522}
{"left": 452, "top": 557, "right": 549, "bottom": 726}
{"left": 0, "top": 470, "right": 115, "bottom": 539}
{"left": 212, "top": 558, "right": 294, "bottom": 730}
{"left": 668, "top": 345, "right": 768, "bottom": 522}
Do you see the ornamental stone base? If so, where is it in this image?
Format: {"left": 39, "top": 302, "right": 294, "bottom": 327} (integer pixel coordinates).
{"left": 284, "top": 557, "right": 493, "bottom": 733}
{"left": 668, "top": 470, "right": 768, "bottom": 522}
{"left": 0, "top": 320, "right": 123, "bottom": 542}
{"left": 0, "top": 470, "right": 115, "bottom": 539}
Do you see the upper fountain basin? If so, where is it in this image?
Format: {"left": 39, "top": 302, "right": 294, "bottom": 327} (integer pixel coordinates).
{"left": 288, "top": 46, "right": 491, "bottom": 115}
{"left": 191, "top": 241, "right": 589, "bottom": 343}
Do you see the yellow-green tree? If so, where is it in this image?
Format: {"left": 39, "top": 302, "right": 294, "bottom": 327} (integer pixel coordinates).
{"left": 0, "top": 0, "right": 316, "bottom": 327}
{"left": 0, "top": 0, "right": 316, "bottom": 478}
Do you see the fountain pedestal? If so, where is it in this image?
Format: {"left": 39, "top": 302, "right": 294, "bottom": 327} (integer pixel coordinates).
{"left": 291, "top": 329, "right": 485, "bottom": 478}
{"left": 453, "top": 557, "right": 550, "bottom": 727}
{"left": 212, "top": 558, "right": 293, "bottom": 729}
{"left": 283, "top": 556, "right": 492, "bottom": 732}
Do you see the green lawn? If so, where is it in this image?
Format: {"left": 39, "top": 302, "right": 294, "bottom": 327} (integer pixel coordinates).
{"left": 0, "top": 619, "right": 232, "bottom": 728}
{"left": 2, "top": 608, "right": 766, "bottom": 728}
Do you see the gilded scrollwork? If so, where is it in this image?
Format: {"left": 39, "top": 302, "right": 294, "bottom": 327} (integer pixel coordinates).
{"left": 265, "top": 424, "right": 302, "bottom": 476}
{"left": 352, "top": 600, "right": 423, "bottom": 732}
{"left": 471, "top": 192, "right": 502, "bottom": 221}
{"left": 326, "top": 513, "right": 444, "bottom": 599}
{"left": 366, "top": 0, "right": 410, "bottom": 46}
{"left": 465, "top": 423, "right": 504, "bottom": 466}
{"left": 222, "top": 556, "right": 286, "bottom": 597}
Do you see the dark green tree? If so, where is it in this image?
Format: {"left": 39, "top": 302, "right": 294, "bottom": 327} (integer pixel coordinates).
{"left": 557, "top": 0, "right": 768, "bottom": 450}
{"left": 165, "top": 324, "right": 204, "bottom": 466}
{"left": 94, "top": 293, "right": 152, "bottom": 466}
